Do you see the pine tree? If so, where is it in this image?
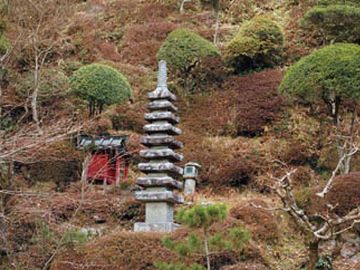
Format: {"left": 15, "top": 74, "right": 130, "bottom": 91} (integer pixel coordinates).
{"left": 155, "top": 204, "right": 250, "bottom": 270}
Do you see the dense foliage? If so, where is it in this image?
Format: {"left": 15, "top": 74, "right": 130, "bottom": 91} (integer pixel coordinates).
{"left": 157, "top": 28, "right": 219, "bottom": 73}
{"left": 69, "top": 63, "right": 132, "bottom": 116}
{"left": 279, "top": 43, "right": 360, "bottom": 117}
{"left": 302, "top": 4, "right": 360, "bottom": 44}
{"left": 176, "top": 203, "right": 228, "bottom": 229}
{"left": 225, "top": 16, "right": 284, "bottom": 73}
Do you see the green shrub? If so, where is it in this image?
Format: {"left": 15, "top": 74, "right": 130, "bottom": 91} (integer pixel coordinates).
{"left": 62, "top": 229, "right": 92, "bottom": 247}
{"left": 224, "top": 16, "right": 284, "bottom": 73}
{"left": 302, "top": 4, "right": 360, "bottom": 43}
{"left": 176, "top": 203, "right": 228, "bottom": 229}
{"left": 317, "top": 0, "right": 360, "bottom": 6}
{"left": 279, "top": 43, "right": 360, "bottom": 112}
{"left": 155, "top": 262, "right": 206, "bottom": 270}
{"left": 69, "top": 63, "right": 132, "bottom": 116}
{"left": 16, "top": 68, "right": 69, "bottom": 103}
{"left": 157, "top": 28, "right": 219, "bottom": 74}
{"left": 0, "top": 35, "right": 10, "bottom": 55}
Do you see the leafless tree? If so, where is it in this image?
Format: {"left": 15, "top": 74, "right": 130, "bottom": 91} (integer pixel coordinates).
{"left": 8, "top": 0, "right": 73, "bottom": 134}
{"left": 178, "top": 0, "right": 222, "bottom": 45}
{"left": 256, "top": 167, "right": 360, "bottom": 270}
{"left": 336, "top": 108, "right": 358, "bottom": 174}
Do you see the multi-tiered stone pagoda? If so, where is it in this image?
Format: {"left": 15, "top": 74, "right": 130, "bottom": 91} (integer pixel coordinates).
{"left": 134, "top": 60, "right": 184, "bottom": 233}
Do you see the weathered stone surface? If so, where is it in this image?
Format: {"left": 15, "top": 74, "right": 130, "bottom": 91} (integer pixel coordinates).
{"left": 134, "top": 222, "right": 180, "bottom": 232}
{"left": 138, "top": 162, "right": 183, "bottom": 175}
{"left": 140, "top": 149, "right": 183, "bottom": 162}
{"left": 141, "top": 135, "right": 183, "bottom": 149}
{"left": 148, "top": 100, "right": 178, "bottom": 112}
{"left": 134, "top": 190, "right": 184, "bottom": 204}
{"left": 148, "top": 87, "right": 176, "bottom": 102}
{"left": 146, "top": 202, "right": 173, "bottom": 223}
{"left": 134, "top": 60, "right": 183, "bottom": 233}
{"left": 184, "top": 179, "right": 196, "bottom": 196}
{"left": 144, "top": 123, "right": 181, "bottom": 135}
{"left": 145, "top": 111, "right": 180, "bottom": 124}
{"left": 137, "top": 176, "right": 183, "bottom": 189}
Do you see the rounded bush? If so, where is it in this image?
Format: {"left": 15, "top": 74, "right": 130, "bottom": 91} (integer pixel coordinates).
{"left": 16, "top": 68, "right": 69, "bottom": 103}
{"left": 70, "top": 64, "right": 132, "bottom": 115}
{"left": 224, "top": 16, "right": 284, "bottom": 73}
{"left": 157, "top": 28, "right": 219, "bottom": 73}
{"left": 302, "top": 4, "right": 360, "bottom": 43}
{"left": 279, "top": 43, "right": 360, "bottom": 105}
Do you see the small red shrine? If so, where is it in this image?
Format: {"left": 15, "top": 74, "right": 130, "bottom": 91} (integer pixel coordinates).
{"left": 77, "top": 135, "right": 130, "bottom": 185}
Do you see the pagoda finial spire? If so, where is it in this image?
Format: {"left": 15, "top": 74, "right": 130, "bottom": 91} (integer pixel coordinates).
{"left": 157, "top": 60, "right": 167, "bottom": 87}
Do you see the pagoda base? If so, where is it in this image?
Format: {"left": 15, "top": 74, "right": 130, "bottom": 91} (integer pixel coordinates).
{"left": 134, "top": 222, "right": 180, "bottom": 232}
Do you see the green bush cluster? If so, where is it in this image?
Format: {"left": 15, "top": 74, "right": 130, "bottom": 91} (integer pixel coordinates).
{"left": 176, "top": 203, "right": 228, "bottom": 229}
{"left": 16, "top": 68, "right": 69, "bottom": 103}
{"left": 224, "top": 16, "right": 284, "bottom": 73}
{"left": 157, "top": 28, "right": 219, "bottom": 73}
{"left": 317, "top": 0, "right": 360, "bottom": 6}
{"left": 69, "top": 63, "right": 132, "bottom": 116}
{"left": 279, "top": 43, "right": 360, "bottom": 110}
{"left": 302, "top": 4, "right": 360, "bottom": 44}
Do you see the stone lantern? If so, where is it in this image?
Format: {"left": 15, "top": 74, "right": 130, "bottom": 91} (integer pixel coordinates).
{"left": 134, "top": 60, "right": 184, "bottom": 233}
{"left": 183, "top": 162, "right": 201, "bottom": 197}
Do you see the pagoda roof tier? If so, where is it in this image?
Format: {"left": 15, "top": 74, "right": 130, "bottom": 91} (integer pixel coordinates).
{"left": 144, "top": 123, "right": 182, "bottom": 135}
{"left": 141, "top": 135, "right": 183, "bottom": 149}
{"left": 148, "top": 100, "right": 178, "bottom": 112}
{"left": 140, "top": 149, "right": 183, "bottom": 162}
{"left": 134, "top": 190, "right": 184, "bottom": 204}
{"left": 137, "top": 176, "right": 183, "bottom": 190}
{"left": 148, "top": 86, "right": 177, "bottom": 102}
{"left": 145, "top": 111, "right": 180, "bottom": 124}
{"left": 138, "top": 162, "right": 183, "bottom": 175}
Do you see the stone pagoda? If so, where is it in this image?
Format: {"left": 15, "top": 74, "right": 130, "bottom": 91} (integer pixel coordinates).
{"left": 134, "top": 60, "right": 184, "bottom": 233}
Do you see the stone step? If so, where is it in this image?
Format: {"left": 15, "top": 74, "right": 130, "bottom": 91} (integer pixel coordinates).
{"left": 138, "top": 162, "right": 183, "bottom": 175}
{"left": 140, "top": 149, "right": 183, "bottom": 162}
{"left": 145, "top": 111, "right": 180, "bottom": 124}
{"left": 148, "top": 100, "right": 178, "bottom": 112}
{"left": 137, "top": 176, "right": 183, "bottom": 190}
{"left": 148, "top": 86, "right": 177, "bottom": 102}
{"left": 141, "top": 135, "right": 183, "bottom": 149}
{"left": 144, "top": 123, "right": 181, "bottom": 135}
{"left": 134, "top": 190, "right": 184, "bottom": 204}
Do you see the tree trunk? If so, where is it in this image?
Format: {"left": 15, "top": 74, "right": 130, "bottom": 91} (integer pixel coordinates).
{"left": 31, "top": 54, "right": 43, "bottom": 134}
{"left": 204, "top": 229, "right": 211, "bottom": 270}
{"left": 213, "top": 10, "right": 220, "bottom": 45}
{"left": 180, "top": 0, "right": 190, "bottom": 14}
{"left": 81, "top": 154, "right": 91, "bottom": 201}
{"left": 308, "top": 239, "right": 320, "bottom": 270}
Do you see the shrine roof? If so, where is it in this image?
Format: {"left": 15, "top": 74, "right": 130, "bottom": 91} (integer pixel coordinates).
{"left": 77, "top": 135, "right": 128, "bottom": 150}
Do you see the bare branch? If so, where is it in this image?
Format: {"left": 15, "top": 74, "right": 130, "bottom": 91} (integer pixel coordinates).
{"left": 317, "top": 146, "right": 359, "bottom": 198}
